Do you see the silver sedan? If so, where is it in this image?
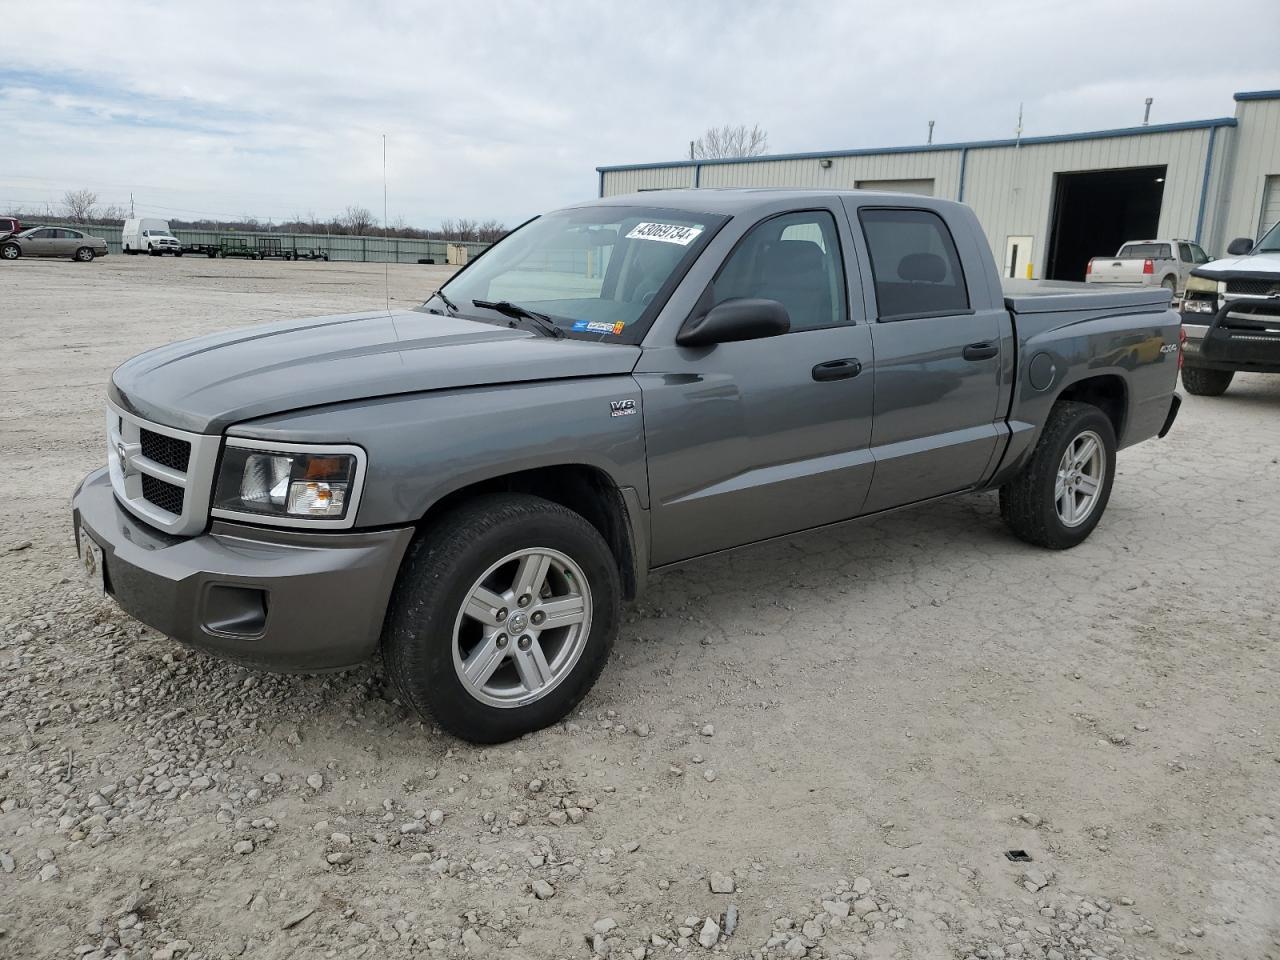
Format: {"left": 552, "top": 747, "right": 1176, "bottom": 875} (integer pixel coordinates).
{"left": 1, "top": 227, "right": 110, "bottom": 262}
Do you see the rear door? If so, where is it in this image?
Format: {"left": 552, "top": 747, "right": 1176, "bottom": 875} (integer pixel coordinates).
{"left": 844, "top": 202, "right": 1004, "bottom": 513}
{"left": 57, "top": 229, "right": 86, "bottom": 256}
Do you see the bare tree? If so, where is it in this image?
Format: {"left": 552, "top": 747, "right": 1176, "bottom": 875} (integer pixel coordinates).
{"left": 62, "top": 189, "right": 98, "bottom": 223}
{"left": 476, "top": 219, "right": 507, "bottom": 243}
{"left": 340, "top": 205, "right": 376, "bottom": 235}
{"left": 691, "top": 124, "right": 769, "bottom": 160}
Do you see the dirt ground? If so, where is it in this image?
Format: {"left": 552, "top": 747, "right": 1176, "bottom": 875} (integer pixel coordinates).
{"left": 1, "top": 255, "right": 1277, "bottom": 960}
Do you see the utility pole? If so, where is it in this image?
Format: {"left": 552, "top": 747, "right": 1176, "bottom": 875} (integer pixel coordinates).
{"left": 689, "top": 140, "right": 695, "bottom": 161}
{"left": 927, "top": 120, "right": 935, "bottom": 145}
{"left": 1143, "top": 97, "right": 1153, "bottom": 126}
{"left": 129, "top": 192, "right": 135, "bottom": 217}
{"left": 1015, "top": 103, "right": 1024, "bottom": 148}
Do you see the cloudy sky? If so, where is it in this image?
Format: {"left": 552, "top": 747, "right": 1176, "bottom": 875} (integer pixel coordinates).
{"left": 3, "top": 0, "right": 1277, "bottom": 230}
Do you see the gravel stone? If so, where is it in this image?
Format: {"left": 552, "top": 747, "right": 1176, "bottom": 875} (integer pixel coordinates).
{"left": 709, "top": 870, "right": 735, "bottom": 893}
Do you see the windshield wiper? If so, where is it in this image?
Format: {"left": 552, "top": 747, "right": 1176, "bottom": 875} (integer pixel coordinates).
{"left": 471, "top": 299, "right": 565, "bottom": 339}
{"left": 427, "top": 289, "right": 459, "bottom": 314}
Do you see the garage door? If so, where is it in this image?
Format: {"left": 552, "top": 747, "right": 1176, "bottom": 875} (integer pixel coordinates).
{"left": 1261, "top": 175, "right": 1280, "bottom": 236}
{"left": 855, "top": 178, "right": 935, "bottom": 196}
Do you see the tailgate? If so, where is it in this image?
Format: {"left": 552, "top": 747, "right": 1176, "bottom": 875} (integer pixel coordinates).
{"left": 1088, "top": 258, "right": 1148, "bottom": 284}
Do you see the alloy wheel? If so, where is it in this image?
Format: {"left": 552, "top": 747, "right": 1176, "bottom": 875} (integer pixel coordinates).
{"left": 1055, "top": 430, "right": 1105, "bottom": 527}
{"left": 451, "top": 548, "right": 592, "bottom": 708}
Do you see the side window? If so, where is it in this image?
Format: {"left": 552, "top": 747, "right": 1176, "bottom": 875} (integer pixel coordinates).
{"left": 859, "top": 208, "right": 969, "bottom": 319}
{"left": 712, "top": 210, "right": 847, "bottom": 331}
{"left": 1178, "top": 242, "right": 1194, "bottom": 263}
{"left": 1189, "top": 243, "right": 1210, "bottom": 263}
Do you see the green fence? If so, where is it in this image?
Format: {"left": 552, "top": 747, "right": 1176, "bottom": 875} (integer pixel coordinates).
{"left": 18, "top": 222, "right": 490, "bottom": 263}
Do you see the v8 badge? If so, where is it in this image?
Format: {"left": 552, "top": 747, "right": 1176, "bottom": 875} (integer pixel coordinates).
{"left": 609, "top": 398, "right": 637, "bottom": 417}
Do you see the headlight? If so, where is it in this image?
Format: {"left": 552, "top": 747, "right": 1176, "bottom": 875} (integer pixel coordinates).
{"left": 212, "top": 439, "right": 366, "bottom": 528}
{"left": 1182, "top": 299, "right": 1216, "bottom": 315}
{"left": 1184, "top": 275, "right": 1222, "bottom": 295}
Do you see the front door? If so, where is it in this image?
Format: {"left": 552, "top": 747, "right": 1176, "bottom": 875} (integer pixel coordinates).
{"left": 639, "top": 208, "right": 876, "bottom": 565}
{"left": 848, "top": 203, "right": 1004, "bottom": 513}
{"left": 23, "top": 228, "right": 57, "bottom": 257}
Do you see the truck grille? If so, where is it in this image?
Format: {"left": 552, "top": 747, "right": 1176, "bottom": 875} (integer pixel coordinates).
{"left": 1225, "top": 279, "right": 1280, "bottom": 296}
{"left": 139, "top": 428, "right": 191, "bottom": 472}
{"left": 141, "top": 475, "right": 186, "bottom": 515}
{"left": 106, "top": 400, "right": 221, "bottom": 536}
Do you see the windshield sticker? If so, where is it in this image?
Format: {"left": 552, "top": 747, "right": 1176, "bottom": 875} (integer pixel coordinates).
{"left": 573, "top": 320, "right": 626, "bottom": 335}
{"left": 625, "top": 222, "right": 704, "bottom": 246}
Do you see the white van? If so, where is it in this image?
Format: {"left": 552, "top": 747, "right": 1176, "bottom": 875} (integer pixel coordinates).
{"left": 122, "top": 218, "right": 183, "bottom": 256}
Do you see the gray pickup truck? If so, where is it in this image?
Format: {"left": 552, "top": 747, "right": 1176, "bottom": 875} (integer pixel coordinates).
{"left": 72, "top": 189, "right": 1182, "bottom": 742}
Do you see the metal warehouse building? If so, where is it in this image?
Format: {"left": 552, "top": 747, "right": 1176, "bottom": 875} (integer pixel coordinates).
{"left": 597, "top": 90, "right": 1280, "bottom": 283}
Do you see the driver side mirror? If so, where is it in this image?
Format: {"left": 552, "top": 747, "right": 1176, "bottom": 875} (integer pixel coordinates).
{"left": 1226, "top": 237, "right": 1255, "bottom": 256}
{"left": 676, "top": 298, "right": 790, "bottom": 348}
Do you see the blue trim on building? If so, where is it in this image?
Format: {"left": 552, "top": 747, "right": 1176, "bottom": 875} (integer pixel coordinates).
{"left": 1194, "top": 125, "right": 1219, "bottom": 244}
{"left": 597, "top": 169, "right": 604, "bottom": 198}
{"left": 957, "top": 147, "right": 968, "bottom": 202}
{"left": 596, "top": 117, "right": 1239, "bottom": 174}
{"left": 1233, "top": 90, "right": 1280, "bottom": 102}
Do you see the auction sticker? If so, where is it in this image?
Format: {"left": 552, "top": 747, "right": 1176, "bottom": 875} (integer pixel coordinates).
{"left": 626, "top": 222, "right": 704, "bottom": 245}
{"left": 573, "top": 320, "right": 626, "bottom": 335}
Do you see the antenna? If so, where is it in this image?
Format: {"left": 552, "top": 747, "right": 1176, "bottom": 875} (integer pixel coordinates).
{"left": 927, "top": 120, "right": 935, "bottom": 145}
{"left": 1143, "top": 97, "right": 1153, "bottom": 126}
{"left": 129, "top": 192, "right": 135, "bottom": 218}
{"left": 383, "top": 133, "right": 390, "bottom": 314}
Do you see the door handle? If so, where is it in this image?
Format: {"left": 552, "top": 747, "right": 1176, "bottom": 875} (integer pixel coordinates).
{"left": 962, "top": 342, "right": 999, "bottom": 361}
{"left": 811, "top": 358, "right": 862, "bottom": 382}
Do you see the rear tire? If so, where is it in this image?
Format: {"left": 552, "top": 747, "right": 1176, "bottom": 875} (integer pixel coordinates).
{"left": 383, "top": 494, "right": 619, "bottom": 744}
{"left": 1000, "top": 401, "right": 1117, "bottom": 549}
{"left": 1161, "top": 275, "right": 1177, "bottom": 294}
{"left": 1181, "top": 365, "right": 1233, "bottom": 396}
{"left": 74, "top": 247, "right": 95, "bottom": 262}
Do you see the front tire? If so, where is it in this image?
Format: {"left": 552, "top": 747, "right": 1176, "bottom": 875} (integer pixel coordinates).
{"left": 1181, "top": 365, "right": 1233, "bottom": 396}
{"left": 1000, "top": 401, "right": 1117, "bottom": 549}
{"left": 0, "top": 243, "right": 19, "bottom": 260}
{"left": 383, "top": 494, "right": 620, "bottom": 743}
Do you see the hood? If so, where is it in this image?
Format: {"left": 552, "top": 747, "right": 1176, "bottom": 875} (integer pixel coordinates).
{"left": 110, "top": 309, "right": 642, "bottom": 434}
{"left": 1193, "top": 250, "right": 1280, "bottom": 279}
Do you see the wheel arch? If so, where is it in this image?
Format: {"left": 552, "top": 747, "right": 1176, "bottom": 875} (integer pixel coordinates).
{"left": 413, "top": 463, "right": 645, "bottom": 600}
{"left": 1051, "top": 373, "right": 1128, "bottom": 441}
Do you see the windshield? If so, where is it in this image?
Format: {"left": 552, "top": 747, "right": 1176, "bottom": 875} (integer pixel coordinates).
{"left": 1256, "top": 222, "right": 1280, "bottom": 253}
{"left": 436, "top": 205, "right": 725, "bottom": 342}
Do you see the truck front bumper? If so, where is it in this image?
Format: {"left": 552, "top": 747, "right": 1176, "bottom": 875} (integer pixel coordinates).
{"left": 1182, "top": 300, "right": 1280, "bottom": 373}
{"left": 71, "top": 467, "right": 413, "bottom": 671}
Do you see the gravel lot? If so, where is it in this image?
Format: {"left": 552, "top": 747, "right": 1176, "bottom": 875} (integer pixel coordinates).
{"left": 2, "top": 255, "right": 1278, "bottom": 960}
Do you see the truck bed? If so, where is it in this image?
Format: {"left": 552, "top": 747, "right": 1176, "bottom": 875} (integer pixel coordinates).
{"left": 1002, "top": 278, "right": 1171, "bottom": 314}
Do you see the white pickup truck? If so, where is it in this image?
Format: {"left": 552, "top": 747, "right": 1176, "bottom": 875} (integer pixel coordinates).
{"left": 1086, "top": 239, "right": 1210, "bottom": 296}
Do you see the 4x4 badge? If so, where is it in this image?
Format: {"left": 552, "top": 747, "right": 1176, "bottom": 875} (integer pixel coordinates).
{"left": 609, "top": 399, "right": 636, "bottom": 417}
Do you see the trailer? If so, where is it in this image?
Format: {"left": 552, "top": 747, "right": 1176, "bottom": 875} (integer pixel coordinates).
{"left": 216, "top": 238, "right": 260, "bottom": 259}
